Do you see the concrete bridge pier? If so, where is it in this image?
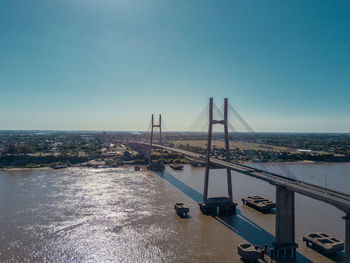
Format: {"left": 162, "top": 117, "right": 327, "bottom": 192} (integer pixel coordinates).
{"left": 144, "top": 145, "right": 150, "bottom": 162}
{"left": 344, "top": 210, "right": 350, "bottom": 263}
{"left": 273, "top": 186, "right": 298, "bottom": 260}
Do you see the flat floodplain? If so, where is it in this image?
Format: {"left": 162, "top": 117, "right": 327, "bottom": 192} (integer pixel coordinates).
{"left": 0, "top": 163, "right": 349, "bottom": 262}
{"left": 172, "top": 139, "right": 332, "bottom": 155}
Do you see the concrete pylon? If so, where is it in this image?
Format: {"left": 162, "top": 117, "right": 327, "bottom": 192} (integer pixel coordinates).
{"left": 148, "top": 114, "right": 164, "bottom": 171}
{"left": 344, "top": 210, "right": 350, "bottom": 262}
{"left": 273, "top": 186, "right": 298, "bottom": 259}
{"left": 224, "top": 98, "right": 233, "bottom": 201}
{"left": 203, "top": 98, "right": 233, "bottom": 202}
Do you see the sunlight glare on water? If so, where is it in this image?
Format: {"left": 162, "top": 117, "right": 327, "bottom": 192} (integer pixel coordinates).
{"left": 0, "top": 168, "right": 178, "bottom": 263}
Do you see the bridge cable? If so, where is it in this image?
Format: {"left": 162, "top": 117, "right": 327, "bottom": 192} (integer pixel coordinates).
{"left": 226, "top": 102, "right": 296, "bottom": 180}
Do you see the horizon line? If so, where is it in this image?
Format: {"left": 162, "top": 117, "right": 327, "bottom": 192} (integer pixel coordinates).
{"left": 0, "top": 129, "right": 349, "bottom": 134}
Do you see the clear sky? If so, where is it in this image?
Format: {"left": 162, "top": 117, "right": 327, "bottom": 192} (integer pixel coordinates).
{"left": 1, "top": 0, "right": 349, "bottom": 132}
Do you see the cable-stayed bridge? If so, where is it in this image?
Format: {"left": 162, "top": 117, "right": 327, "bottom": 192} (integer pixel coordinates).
{"left": 125, "top": 97, "right": 350, "bottom": 262}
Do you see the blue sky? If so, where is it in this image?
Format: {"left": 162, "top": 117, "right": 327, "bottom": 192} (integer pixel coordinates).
{"left": 1, "top": 0, "right": 349, "bottom": 132}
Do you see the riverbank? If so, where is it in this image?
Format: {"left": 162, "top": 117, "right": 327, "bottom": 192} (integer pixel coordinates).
{"left": 3, "top": 158, "right": 350, "bottom": 170}
{"left": 0, "top": 152, "right": 188, "bottom": 169}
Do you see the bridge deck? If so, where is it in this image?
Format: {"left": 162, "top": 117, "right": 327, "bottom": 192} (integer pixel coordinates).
{"left": 128, "top": 141, "right": 350, "bottom": 212}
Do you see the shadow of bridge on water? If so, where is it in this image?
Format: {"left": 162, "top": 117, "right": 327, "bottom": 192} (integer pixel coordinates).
{"left": 155, "top": 169, "right": 320, "bottom": 263}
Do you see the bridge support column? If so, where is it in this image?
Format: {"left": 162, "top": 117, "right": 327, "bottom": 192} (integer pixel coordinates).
{"left": 224, "top": 98, "right": 233, "bottom": 201}
{"left": 144, "top": 145, "right": 150, "bottom": 162}
{"left": 273, "top": 186, "right": 298, "bottom": 259}
{"left": 199, "top": 97, "right": 236, "bottom": 215}
{"left": 147, "top": 114, "right": 164, "bottom": 171}
{"left": 203, "top": 98, "right": 213, "bottom": 203}
{"left": 344, "top": 210, "right": 350, "bottom": 263}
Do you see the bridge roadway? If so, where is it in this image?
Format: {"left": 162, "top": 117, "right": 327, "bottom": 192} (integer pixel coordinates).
{"left": 128, "top": 141, "right": 350, "bottom": 213}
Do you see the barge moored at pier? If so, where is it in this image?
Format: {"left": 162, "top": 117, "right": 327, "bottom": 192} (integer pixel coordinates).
{"left": 303, "top": 232, "right": 344, "bottom": 255}
{"left": 242, "top": 196, "right": 276, "bottom": 212}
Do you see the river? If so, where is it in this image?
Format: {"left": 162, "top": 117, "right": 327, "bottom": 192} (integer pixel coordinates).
{"left": 1, "top": 162, "right": 349, "bottom": 262}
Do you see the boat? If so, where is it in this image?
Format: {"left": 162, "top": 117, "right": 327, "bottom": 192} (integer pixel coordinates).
{"left": 303, "top": 232, "right": 344, "bottom": 255}
{"left": 174, "top": 202, "right": 189, "bottom": 217}
{"left": 237, "top": 243, "right": 264, "bottom": 262}
{"left": 190, "top": 161, "right": 204, "bottom": 167}
{"left": 170, "top": 164, "right": 184, "bottom": 170}
{"left": 53, "top": 164, "right": 66, "bottom": 169}
{"left": 241, "top": 196, "right": 276, "bottom": 212}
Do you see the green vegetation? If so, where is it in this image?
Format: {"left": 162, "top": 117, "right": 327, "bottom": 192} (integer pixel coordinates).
{"left": 173, "top": 133, "right": 350, "bottom": 163}
{"left": 0, "top": 131, "right": 349, "bottom": 168}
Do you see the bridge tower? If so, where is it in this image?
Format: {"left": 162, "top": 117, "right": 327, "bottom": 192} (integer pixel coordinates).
{"left": 199, "top": 97, "right": 237, "bottom": 215}
{"left": 148, "top": 114, "right": 165, "bottom": 171}
{"left": 345, "top": 210, "right": 350, "bottom": 263}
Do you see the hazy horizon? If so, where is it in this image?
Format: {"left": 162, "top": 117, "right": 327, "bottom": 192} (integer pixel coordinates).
{"left": 1, "top": 129, "right": 350, "bottom": 135}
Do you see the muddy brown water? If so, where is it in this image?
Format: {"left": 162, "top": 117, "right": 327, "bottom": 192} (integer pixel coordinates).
{"left": 0, "top": 163, "right": 349, "bottom": 262}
